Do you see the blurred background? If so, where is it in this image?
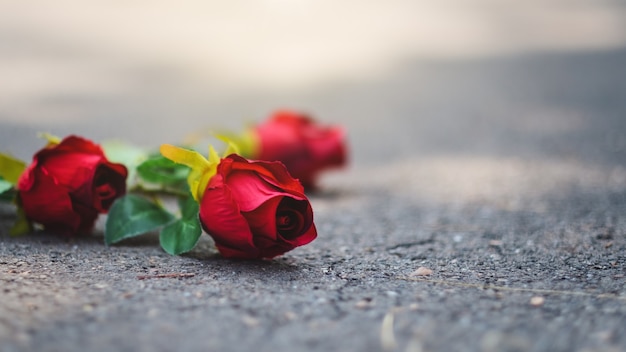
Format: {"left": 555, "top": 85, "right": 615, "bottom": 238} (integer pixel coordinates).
{"left": 1, "top": 0, "right": 625, "bottom": 167}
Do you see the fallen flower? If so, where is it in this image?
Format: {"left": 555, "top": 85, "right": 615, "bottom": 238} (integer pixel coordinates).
{"left": 160, "top": 144, "right": 317, "bottom": 259}
{"left": 17, "top": 135, "right": 128, "bottom": 236}
{"left": 239, "top": 110, "right": 347, "bottom": 190}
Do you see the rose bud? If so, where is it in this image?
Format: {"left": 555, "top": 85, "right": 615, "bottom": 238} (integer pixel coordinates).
{"left": 200, "top": 154, "right": 316, "bottom": 259}
{"left": 17, "top": 135, "right": 128, "bottom": 236}
{"left": 160, "top": 145, "right": 317, "bottom": 259}
{"left": 248, "top": 110, "right": 347, "bottom": 190}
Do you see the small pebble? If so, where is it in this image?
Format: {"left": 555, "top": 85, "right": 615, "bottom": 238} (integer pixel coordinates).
{"left": 242, "top": 315, "right": 259, "bottom": 327}
{"left": 410, "top": 267, "right": 433, "bottom": 276}
{"left": 355, "top": 299, "right": 373, "bottom": 309}
{"left": 530, "top": 296, "right": 545, "bottom": 306}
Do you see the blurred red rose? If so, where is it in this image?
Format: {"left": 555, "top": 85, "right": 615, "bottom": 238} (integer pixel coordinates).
{"left": 199, "top": 154, "right": 317, "bottom": 259}
{"left": 253, "top": 110, "right": 347, "bottom": 189}
{"left": 17, "top": 135, "right": 128, "bottom": 236}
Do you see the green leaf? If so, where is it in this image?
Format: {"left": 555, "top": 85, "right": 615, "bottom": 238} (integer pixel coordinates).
{"left": 159, "top": 217, "right": 202, "bottom": 255}
{"left": 0, "top": 177, "right": 17, "bottom": 202}
{"left": 102, "top": 141, "right": 147, "bottom": 167}
{"left": 137, "top": 155, "right": 190, "bottom": 186}
{"left": 105, "top": 194, "right": 176, "bottom": 245}
{"left": 0, "top": 153, "right": 26, "bottom": 185}
{"left": 159, "top": 197, "right": 202, "bottom": 255}
{"left": 10, "top": 207, "right": 31, "bottom": 236}
{"left": 0, "top": 187, "right": 16, "bottom": 203}
{"left": 178, "top": 195, "right": 200, "bottom": 219}
{"left": 0, "top": 177, "right": 13, "bottom": 194}
{"left": 101, "top": 141, "right": 148, "bottom": 186}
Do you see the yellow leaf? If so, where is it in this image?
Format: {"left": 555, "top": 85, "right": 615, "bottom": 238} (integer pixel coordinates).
{"left": 159, "top": 144, "right": 217, "bottom": 201}
{"left": 0, "top": 153, "right": 26, "bottom": 185}
{"left": 215, "top": 135, "right": 242, "bottom": 157}
{"left": 37, "top": 132, "right": 61, "bottom": 146}
{"left": 216, "top": 130, "right": 259, "bottom": 158}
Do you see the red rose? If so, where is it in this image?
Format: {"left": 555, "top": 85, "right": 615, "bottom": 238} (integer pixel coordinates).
{"left": 254, "top": 110, "right": 347, "bottom": 189}
{"left": 17, "top": 135, "right": 128, "bottom": 236}
{"left": 199, "top": 154, "right": 317, "bottom": 259}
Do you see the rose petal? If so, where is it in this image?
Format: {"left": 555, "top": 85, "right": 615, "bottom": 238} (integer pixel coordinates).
{"left": 241, "top": 196, "right": 282, "bottom": 241}
{"left": 50, "top": 135, "right": 106, "bottom": 156}
{"left": 243, "top": 196, "right": 317, "bottom": 258}
{"left": 200, "top": 178, "right": 259, "bottom": 259}
{"left": 71, "top": 202, "right": 99, "bottom": 234}
{"left": 253, "top": 239, "right": 296, "bottom": 259}
{"left": 227, "top": 155, "right": 305, "bottom": 195}
{"left": 289, "top": 222, "right": 317, "bottom": 248}
{"left": 92, "top": 164, "right": 127, "bottom": 212}
{"left": 17, "top": 163, "right": 38, "bottom": 191}
{"left": 276, "top": 198, "right": 316, "bottom": 247}
{"left": 41, "top": 153, "right": 103, "bottom": 190}
{"left": 224, "top": 171, "right": 283, "bottom": 212}
{"left": 19, "top": 171, "right": 82, "bottom": 234}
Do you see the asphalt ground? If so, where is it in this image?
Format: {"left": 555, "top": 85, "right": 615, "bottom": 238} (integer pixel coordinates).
{"left": 1, "top": 48, "right": 626, "bottom": 352}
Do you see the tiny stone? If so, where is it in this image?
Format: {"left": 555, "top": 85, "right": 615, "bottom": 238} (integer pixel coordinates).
{"left": 242, "top": 315, "right": 260, "bottom": 327}
{"left": 355, "top": 299, "right": 373, "bottom": 309}
{"left": 489, "top": 240, "right": 503, "bottom": 246}
{"left": 530, "top": 296, "right": 545, "bottom": 306}
{"left": 410, "top": 267, "right": 433, "bottom": 276}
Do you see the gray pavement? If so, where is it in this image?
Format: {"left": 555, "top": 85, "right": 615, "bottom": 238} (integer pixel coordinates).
{"left": 2, "top": 48, "right": 626, "bottom": 352}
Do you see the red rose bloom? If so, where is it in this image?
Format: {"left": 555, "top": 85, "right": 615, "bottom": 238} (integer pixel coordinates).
{"left": 254, "top": 110, "right": 347, "bottom": 189}
{"left": 17, "top": 135, "right": 128, "bottom": 236}
{"left": 199, "top": 154, "right": 317, "bottom": 259}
